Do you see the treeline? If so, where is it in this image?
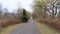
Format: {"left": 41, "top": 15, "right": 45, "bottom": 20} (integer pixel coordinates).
{"left": 32, "top": 0, "right": 60, "bottom": 31}
{"left": 33, "top": 0, "right": 60, "bottom": 19}
{"left": 0, "top": 4, "right": 31, "bottom": 28}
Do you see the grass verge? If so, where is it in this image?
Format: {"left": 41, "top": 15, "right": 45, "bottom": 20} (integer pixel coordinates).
{"left": 36, "top": 22, "right": 60, "bottom": 34}
{"left": 0, "top": 23, "right": 26, "bottom": 34}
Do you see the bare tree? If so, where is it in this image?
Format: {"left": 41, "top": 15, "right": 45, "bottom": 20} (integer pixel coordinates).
{"left": 34, "top": 0, "right": 60, "bottom": 19}
{"left": 46, "top": 0, "right": 60, "bottom": 19}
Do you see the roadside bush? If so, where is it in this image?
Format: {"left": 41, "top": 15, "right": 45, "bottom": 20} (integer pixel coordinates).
{"left": 37, "top": 18, "right": 60, "bottom": 31}
{"left": 21, "top": 16, "right": 28, "bottom": 22}
{"left": 0, "top": 18, "right": 21, "bottom": 28}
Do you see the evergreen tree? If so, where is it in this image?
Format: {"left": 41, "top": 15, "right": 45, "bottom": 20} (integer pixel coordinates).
{"left": 21, "top": 9, "right": 28, "bottom": 22}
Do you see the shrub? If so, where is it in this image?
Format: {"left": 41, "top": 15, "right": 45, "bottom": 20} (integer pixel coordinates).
{"left": 37, "top": 18, "right": 60, "bottom": 31}
{"left": 0, "top": 18, "right": 20, "bottom": 28}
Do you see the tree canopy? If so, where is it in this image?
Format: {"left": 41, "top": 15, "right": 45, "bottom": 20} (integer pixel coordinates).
{"left": 33, "top": 0, "right": 60, "bottom": 19}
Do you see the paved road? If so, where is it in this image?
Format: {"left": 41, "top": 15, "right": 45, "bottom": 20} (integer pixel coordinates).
{"left": 9, "top": 20, "right": 40, "bottom": 34}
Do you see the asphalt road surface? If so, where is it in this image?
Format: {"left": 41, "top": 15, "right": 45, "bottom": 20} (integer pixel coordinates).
{"left": 9, "top": 20, "right": 41, "bottom": 34}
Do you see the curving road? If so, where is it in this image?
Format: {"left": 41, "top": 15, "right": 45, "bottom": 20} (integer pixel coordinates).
{"left": 9, "top": 20, "right": 41, "bottom": 34}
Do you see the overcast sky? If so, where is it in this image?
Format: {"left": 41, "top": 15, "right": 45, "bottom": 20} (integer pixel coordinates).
{"left": 0, "top": 0, "right": 33, "bottom": 12}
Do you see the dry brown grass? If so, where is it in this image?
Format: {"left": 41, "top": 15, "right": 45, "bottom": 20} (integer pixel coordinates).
{"left": 36, "top": 23, "right": 60, "bottom": 34}
{"left": 0, "top": 18, "right": 21, "bottom": 27}
{"left": 37, "top": 18, "right": 60, "bottom": 32}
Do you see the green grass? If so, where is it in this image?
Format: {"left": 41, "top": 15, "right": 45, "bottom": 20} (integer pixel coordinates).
{"left": 36, "top": 23, "right": 60, "bottom": 34}
{"left": 0, "top": 23, "right": 26, "bottom": 34}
